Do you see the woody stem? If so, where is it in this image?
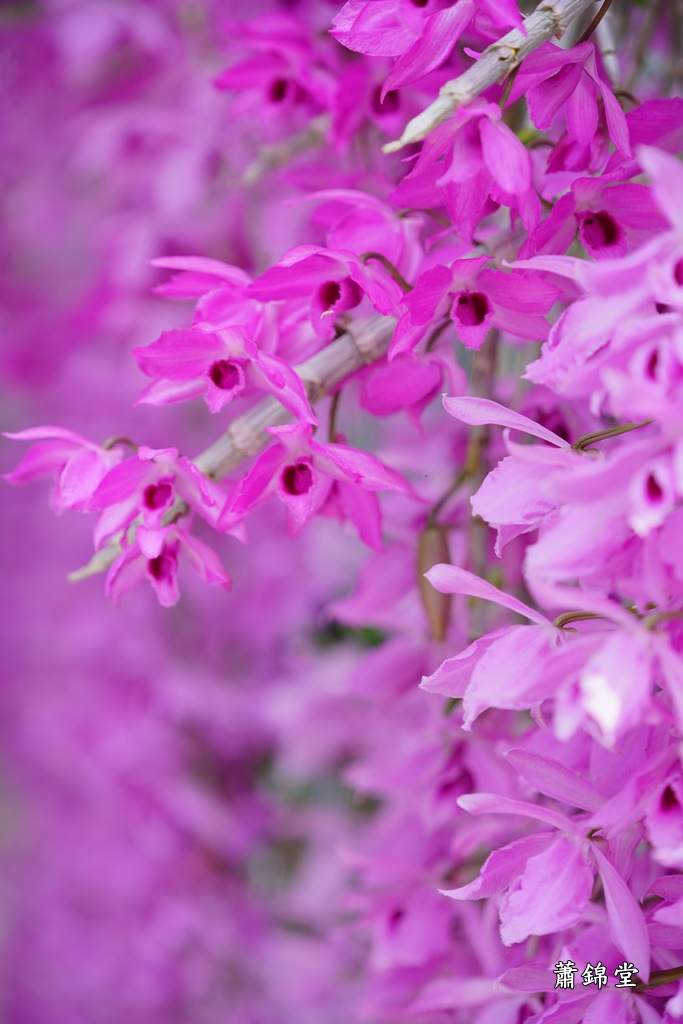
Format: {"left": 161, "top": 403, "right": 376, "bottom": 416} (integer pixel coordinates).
{"left": 384, "top": 0, "right": 600, "bottom": 153}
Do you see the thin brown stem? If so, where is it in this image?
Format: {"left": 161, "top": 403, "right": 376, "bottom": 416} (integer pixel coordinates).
{"left": 397, "top": 208, "right": 451, "bottom": 227}
{"left": 425, "top": 319, "right": 452, "bottom": 352}
{"left": 643, "top": 610, "right": 683, "bottom": 631}
{"left": 553, "top": 611, "right": 607, "bottom": 629}
{"left": 572, "top": 420, "right": 652, "bottom": 452}
{"left": 328, "top": 390, "right": 342, "bottom": 443}
{"left": 360, "top": 252, "right": 413, "bottom": 292}
{"left": 499, "top": 63, "right": 521, "bottom": 109}
{"left": 635, "top": 965, "right": 683, "bottom": 992}
{"left": 577, "top": 0, "right": 615, "bottom": 44}
{"left": 102, "top": 436, "right": 139, "bottom": 453}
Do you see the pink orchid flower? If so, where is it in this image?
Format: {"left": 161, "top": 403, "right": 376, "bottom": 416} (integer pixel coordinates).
{"left": 4, "top": 426, "right": 123, "bottom": 514}
{"left": 443, "top": 779, "right": 651, "bottom": 981}
{"left": 299, "top": 189, "right": 424, "bottom": 282}
{"left": 215, "top": 14, "right": 336, "bottom": 128}
{"left": 508, "top": 41, "right": 631, "bottom": 160}
{"left": 151, "top": 255, "right": 274, "bottom": 342}
{"left": 396, "top": 101, "right": 541, "bottom": 240}
{"left": 105, "top": 522, "right": 231, "bottom": 608}
{"left": 359, "top": 347, "right": 466, "bottom": 429}
{"left": 246, "top": 244, "right": 403, "bottom": 340}
{"left": 421, "top": 557, "right": 683, "bottom": 747}
{"left": 332, "top": 0, "right": 521, "bottom": 98}
{"left": 88, "top": 445, "right": 239, "bottom": 550}
{"left": 521, "top": 176, "right": 669, "bottom": 261}
{"left": 131, "top": 323, "right": 316, "bottom": 423}
{"left": 391, "top": 256, "right": 559, "bottom": 356}
{"left": 442, "top": 394, "right": 577, "bottom": 552}
{"left": 222, "top": 422, "right": 415, "bottom": 546}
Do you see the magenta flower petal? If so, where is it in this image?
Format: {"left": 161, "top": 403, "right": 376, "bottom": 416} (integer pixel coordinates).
{"left": 145, "top": 541, "right": 180, "bottom": 608}
{"left": 247, "top": 250, "right": 341, "bottom": 300}
{"left": 443, "top": 395, "right": 571, "bottom": 447}
{"left": 4, "top": 426, "right": 96, "bottom": 445}
{"left": 424, "top": 564, "right": 553, "bottom": 626}
{"left": 457, "top": 793, "right": 576, "bottom": 833}
{"left": 565, "top": 70, "right": 599, "bottom": 147}
{"left": 592, "top": 67, "right": 631, "bottom": 156}
{"left": 331, "top": 1, "right": 421, "bottom": 58}
{"left": 381, "top": 1, "right": 475, "bottom": 96}
{"left": 278, "top": 459, "right": 330, "bottom": 534}
{"left": 227, "top": 444, "right": 285, "bottom": 517}
{"left": 105, "top": 545, "right": 147, "bottom": 608}
{"left": 57, "top": 448, "right": 110, "bottom": 511}
{"left": 479, "top": 115, "right": 531, "bottom": 197}
{"left": 527, "top": 60, "right": 585, "bottom": 131}
{"left": 420, "top": 628, "right": 511, "bottom": 698}
{"left": 471, "top": 455, "right": 560, "bottom": 534}
{"left": 90, "top": 458, "right": 152, "bottom": 509}
{"left": 359, "top": 356, "right": 442, "bottom": 417}
{"left": 248, "top": 352, "right": 318, "bottom": 426}
{"left": 132, "top": 328, "right": 225, "bottom": 381}
{"left": 135, "top": 378, "right": 207, "bottom": 407}
{"left": 313, "top": 441, "right": 411, "bottom": 493}
{"left": 591, "top": 844, "right": 651, "bottom": 981}
{"left": 402, "top": 265, "right": 453, "bottom": 325}
{"left": 325, "top": 481, "right": 384, "bottom": 550}
{"left": 463, "top": 624, "right": 557, "bottom": 725}
{"left": 638, "top": 145, "right": 683, "bottom": 233}
{"left": 441, "top": 833, "right": 555, "bottom": 901}
{"left": 499, "top": 836, "right": 594, "bottom": 944}
{"left": 178, "top": 531, "right": 231, "bottom": 590}
{"left": 4, "top": 439, "right": 82, "bottom": 486}
{"left": 505, "top": 750, "right": 603, "bottom": 813}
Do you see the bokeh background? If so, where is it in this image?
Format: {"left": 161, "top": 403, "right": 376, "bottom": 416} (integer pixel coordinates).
{"left": 0, "top": 3, "right": 377, "bottom": 1020}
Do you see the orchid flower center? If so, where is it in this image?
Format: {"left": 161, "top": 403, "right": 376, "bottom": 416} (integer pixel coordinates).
{"left": 646, "top": 473, "right": 663, "bottom": 502}
{"left": 317, "top": 277, "right": 364, "bottom": 316}
{"left": 580, "top": 210, "right": 621, "bottom": 250}
{"left": 147, "top": 549, "right": 177, "bottom": 582}
{"left": 269, "top": 78, "right": 289, "bottom": 102}
{"left": 282, "top": 462, "right": 314, "bottom": 496}
{"left": 453, "top": 291, "right": 489, "bottom": 327}
{"left": 209, "top": 359, "right": 243, "bottom": 392}
{"left": 320, "top": 281, "right": 341, "bottom": 308}
{"left": 661, "top": 785, "right": 679, "bottom": 811}
{"left": 388, "top": 907, "right": 405, "bottom": 930}
{"left": 143, "top": 481, "right": 173, "bottom": 511}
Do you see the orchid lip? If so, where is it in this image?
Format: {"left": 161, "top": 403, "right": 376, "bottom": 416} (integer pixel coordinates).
{"left": 143, "top": 480, "right": 173, "bottom": 511}
{"left": 579, "top": 210, "right": 622, "bottom": 251}
{"left": 453, "top": 291, "right": 489, "bottom": 327}
{"left": 209, "top": 359, "right": 244, "bottom": 393}
{"left": 147, "top": 549, "right": 176, "bottom": 582}
{"left": 281, "top": 461, "right": 314, "bottom": 496}
{"left": 319, "top": 281, "right": 341, "bottom": 308}
{"left": 269, "top": 78, "right": 288, "bottom": 102}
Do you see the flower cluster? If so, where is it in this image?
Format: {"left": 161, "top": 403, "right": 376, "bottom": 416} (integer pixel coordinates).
{"left": 4, "top": 0, "right": 683, "bottom": 1022}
